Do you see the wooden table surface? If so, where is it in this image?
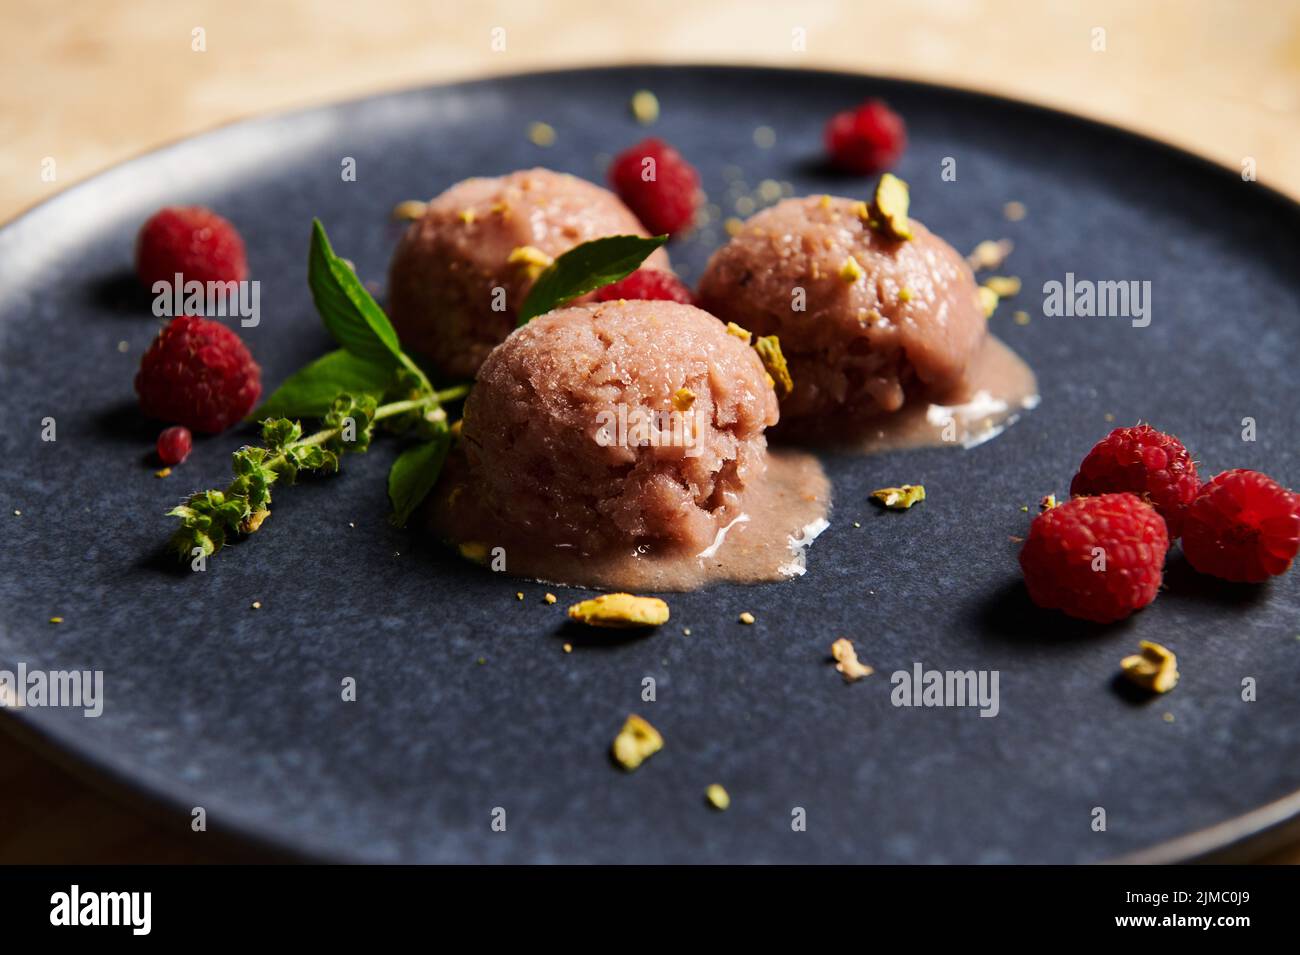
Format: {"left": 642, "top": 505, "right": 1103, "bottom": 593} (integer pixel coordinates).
{"left": 2, "top": 0, "right": 1298, "bottom": 863}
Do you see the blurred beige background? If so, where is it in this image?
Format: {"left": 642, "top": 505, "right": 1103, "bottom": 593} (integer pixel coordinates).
{"left": 1, "top": 0, "right": 1297, "bottom": 862}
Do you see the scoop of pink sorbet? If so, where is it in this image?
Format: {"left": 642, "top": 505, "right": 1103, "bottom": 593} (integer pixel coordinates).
{"left": 698, "top": 195, "right": 985, "bottom": 421}
{"left": 461, "top": 300, "right": 779, "bottom": 552}
{"left": 388, "top": 168, "right": 670, "bottom": 380}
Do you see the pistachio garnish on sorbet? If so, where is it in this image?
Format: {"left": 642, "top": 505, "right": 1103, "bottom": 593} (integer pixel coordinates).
{"left": 870, "top": 173, "right": 913, "bottom": 241}
{"left": 754, "top": 335, "right": 793, "bottom": 398}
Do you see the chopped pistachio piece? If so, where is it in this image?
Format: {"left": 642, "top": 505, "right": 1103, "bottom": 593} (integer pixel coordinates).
{"left": 984, "top": 275, "right": 1021, "bottom": 298}
{"left": 527, "top": 121, "right": 556, "bottom": 146}
{"left": 154, "top": 467, "right": 172, "bottom": 479}
{"left": 630, "top": 89, "right": 659, "bottom": 125}
{"left": 839, "top": 255, "right": 864, "bottom": 283}
{"left": 1121, "top": 641, "right": 1179, "bottom": 694}
{"left": 457, "top": 208, "right": 476, "bottom": 225}
{"left": 977, "top": 285, "right": 999, "bottom": 318}
{"left": 830, "top": 637, "right": 874, "bottom": 682}
{"left": 738, "top": 611, "right": 756, "bottom": 625}
{"left": 724, "top": 321, "right": 752, "bottom": 344}
{"left": 543, "top": 592, "right": 557, "bottom": 605}
{"left": 507, "top": 245, "right": 554, "bottom": 280}
{"left": 871, "top": 484, "right": 926, "bottom": 510}
{"left": 567, "top": 592, "right": 670, "bottom": 628}
{"left": 672, "top": 387, "right": 696, "bottom": 412}
{"left": 705, "top": 783, "right": 731, "bottom": 811}
{"left": 458, "top": 541, "right": 489, "bottom": 563}
{"left": 818, "top": 194, "right": 832, "bottom": 210}
{"left": 1013, "top": 310, "right": 1030, "bottom": 326}
{"left": 612, "top": 714, "right": 663, "bottom": 771}
{"left": 1039, "top": 494, "right": 1058, "bottom": 511}
{"left": 899, "top": 286, "right": 914, "bottom": 303}
{"left": 850, "top": 199, "right": 870, "bottom": 221}
{"left": 967, "top": 238, "right": 1014, "bottom": 271}
{"left": 392, "top": 199, "right": 429, "bottom": 221}
{"left": 871, "top": 173, "right": 913, "bottom": 240}
{"left": 754, "top": 335, "right": 793, "bottom": 398}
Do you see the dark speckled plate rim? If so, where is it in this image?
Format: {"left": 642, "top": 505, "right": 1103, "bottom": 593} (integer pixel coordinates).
{"left": 2, "top": 63, "right": 1298, "bottom": 865}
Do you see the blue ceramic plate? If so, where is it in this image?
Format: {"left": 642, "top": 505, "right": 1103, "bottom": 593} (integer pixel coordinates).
{"left": 2, "top": 66, "right": 1298, "bottom": 863}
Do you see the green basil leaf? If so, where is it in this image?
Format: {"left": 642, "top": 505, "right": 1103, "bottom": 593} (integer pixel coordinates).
{"left": 387, "top": 426, "right": 452, "bottom": 528}
{"left": 308, "top": 218, "right": 404, "bottom": 366}
{"left": 517, "top": 234, "right": 668, "bottom": 326}
{"left": 251, "top": 349, "right": 393, "bottom": 421}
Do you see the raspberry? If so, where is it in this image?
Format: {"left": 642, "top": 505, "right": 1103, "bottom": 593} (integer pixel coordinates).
{"left": 1019, "top": 493, "right": 1169, "bottom": 623}
{"left": 608, "top": 137, "right": 701, "bottom": 236}
{"left": 135, "top": 316, "right": 261, "bottom": 433}
{"left": 135, "top": 206, "right": 248, "bottom": 289}
{"left": 156, "top": 425, "right": 193, "bottom": 466}
{"left": 824, "top": 99, "right": 907, "bottom": 174}
{"left": 1182, "top": 469, "right": 1300, "bottom": 583}
{"left": 1069, "top": 424, "right": 1200, "bottom": 537}
{"left": 595, "top": 268, "right": 694, "bottom": 304}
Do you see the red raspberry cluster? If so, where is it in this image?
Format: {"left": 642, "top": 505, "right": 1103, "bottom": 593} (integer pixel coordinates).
{"left": 1021, "top": 424, "right": 1299, "bottom": 622}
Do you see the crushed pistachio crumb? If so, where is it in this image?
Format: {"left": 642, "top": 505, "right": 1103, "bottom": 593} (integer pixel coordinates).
{"left": 871, "top": 484, "right": 926, "bottom": 510}
{"left": 870, "top": 173, "right": 913, "bottom": 240}
{"left": 682, "top": 627, "right": 691, "bottom": 636}
{"left": 393, "top": 199, "right": 429, "bottom": 221}
{"left": 967, "top": 238, "right": 1014, "bottom": 271}
{"left": 672, "top": 387, "right": 696, "bottom": 412}
{"left": 830, "top": 637, "right": 874, "bottom": 682}
{"left": 516, "top": 592, "right": 524, "bottom": 601}
{"left": 839, "top": 255, "right": 864, "bottom": 284}
{"left": 543, "top": 593, "right": 557, "bottom": 605}
{"left": 1040, "top": 494, "right": 1058, "bottom": 511}
{"left": 251, "top": 600, "right": 262, "bottom": 610}
{"left": 725, "top": 321, "right": 752, "bottom": 344}
{"left": 527, "top": 121, "right": 556, "bottom": 147}
{"left": 705, "top": 783, "right": 731, "bottom": 810}
{"left": 612, "top": 714, "right": 663, "bottom": 771}
{"left": 1163, "top": 712, "right": 1176, "bottom": 723}
{"left": 818, "top": 194, "right": 832, "bottom": 210}
{"left": 567, "top": 593, "right": 670, "bottom": 628}
{"left": 984, "top": 275, "right": 1021, "bottom": 298}
{"left": 563, "top": 643, "right": 573, "bottom": 653}
{"left": 507, "top": 245, "right": 554, "bottom": 280}
{"left": 738, "top": 611, "right": 755, "bottom": 625}
{"left": 154, "top": 467, "right": 172, "bottom": 479}
{"left": 457, "top": 208, "right": 476, "bottom": 225}
{"left": 1003, "top": 201, "right": 1026, "bottom": 221}
{"left": 1121, "top": 641, "right": 1180, "bottom": 694}
{"left": 630, "top": 89, "right": 659, "bottom": 125}
{"left": 977, "top": 286, "right": 1000, "bottom": 318}
{"left": 1013, "top": 310, "right": 1030, "bottom": 325}
{"left": 49, "top": 616, "right": 63, "bottom": 624}
{"left": 850, "top": 199, "right": 870, "bottom": 221}
{"left": 754, "top": 335, "right": 793, "bottom": 398}
{"left": 458, "top": 541, "right": 489, "bottom": 564}
{"left": 899, "top": 286, "right": 914, "bottom": 303}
